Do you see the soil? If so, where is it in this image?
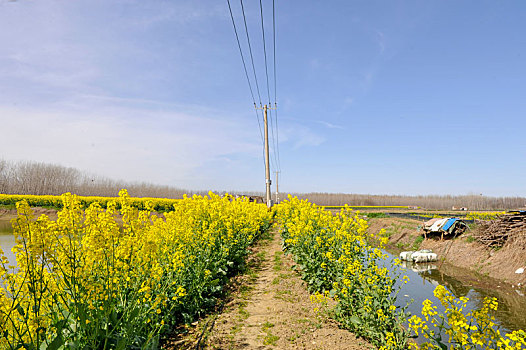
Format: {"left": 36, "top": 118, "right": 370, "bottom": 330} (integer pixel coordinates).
{"left": 165, "top": 230, "right": 372, "bottom": 350}
{"left": 367, "top": 217, "right": 526, "bottom": 286}
{"left": 0, "top": 207, "right": 58, "bottom": 220}
{"left": 1, "top": 207, "right": 59, "bottom": 234}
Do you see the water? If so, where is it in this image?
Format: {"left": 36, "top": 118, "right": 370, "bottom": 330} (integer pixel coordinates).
{"left": 0, "top": 220, "right": 13, "bottom": 235}
{"left": 0, "top": 234, "right": 16, "bottom": 266}
{"left": 383, "top": 250, "right": 526, "bottom": 342}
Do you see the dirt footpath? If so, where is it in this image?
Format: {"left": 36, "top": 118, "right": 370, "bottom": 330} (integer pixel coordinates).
{"left": 204, "top": 230, "right": 372, "bottom": 350}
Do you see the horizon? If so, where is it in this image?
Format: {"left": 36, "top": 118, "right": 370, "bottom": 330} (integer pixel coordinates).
{"left": 3, "top": 157, "right": 526, "bottom": 200}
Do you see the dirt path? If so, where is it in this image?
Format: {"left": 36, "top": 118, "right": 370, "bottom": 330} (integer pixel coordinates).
{"left": 204, "top": 230, "right": 372, "bottom": 350}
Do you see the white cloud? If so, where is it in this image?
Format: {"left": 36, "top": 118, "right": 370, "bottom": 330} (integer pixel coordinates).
{"left": 280, "top": 124, "right": 325, "bottom": 149}
{"left": 344, "top": 97, "right": 354, "bottom": 106}
{"left": 0, "top": 104, "right": 261, "bottom": 188}
{"left": 315, "top": 120, "right": 344, "bottom": 130}
{"left": 375, "top": 30, "right": 386, "bottom": 54}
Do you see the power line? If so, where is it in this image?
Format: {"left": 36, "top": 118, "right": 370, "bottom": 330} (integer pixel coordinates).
{"left": 226, "top": 0, "right": 264, "bottom": 144}
{"left": 258, "top": 0, "right": 278, "bottom": 172}
{"left": 240, "top": 0, "right": 263, "bottom": 106}
{"left": 272, "top": 0, "right": 277, "bottom": 105}
{"left": 226, "top": 0, "right": 281, "bottom": 192}
{"left": 268, "top": 110, "right": 278, "bottom": 172}
{"left": 272, "top": 0, "right": 281, "bottom": 172}
{"left": 239, "top": 0, "right": 269, "bottom": 171}
{"left": 259, "top": 0, "right": 272, "bottom": 105}
{"left": 226, "top": 0, "right": 257, "bottom": 108}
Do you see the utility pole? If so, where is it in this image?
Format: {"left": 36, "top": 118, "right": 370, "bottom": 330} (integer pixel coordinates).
{"left": 275, "top": 170, "right": 280, "bottom": 204}
{"left": 263, "top": 104, "right": 272, "bottom": 208}
{"left": 256, "top": 104, "right": 275, "bottom": 208}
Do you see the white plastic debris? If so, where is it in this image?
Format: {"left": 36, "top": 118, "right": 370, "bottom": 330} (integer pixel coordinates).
{"left": 400, "top": 249, "right": 438, "bottom": 263}
{"left": 399, "top": 251, "right": 415, "bottom": 261}
{"left": 515, "top": 267, "right": 525, "bottom": 274}
{"left": 412, "top": 251, "right": 438, "bottom": 263}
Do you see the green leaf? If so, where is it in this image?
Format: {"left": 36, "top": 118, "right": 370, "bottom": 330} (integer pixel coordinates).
{"left": 15, "top": 303, "right": 25, "bottom": 316}
{"left": 349, "top": 315, "right": 361, "bottom": 326}
{"left": 45, "top": 333, "right": 64, "bottom": 350}
{"left": 110, "top": 310, "right": 118, "bottom": 324}
{"left": 129, "top": 307, "right": 140, "bottom": 321}
{"left": 115, "top": 337, "right": 127, "bottom": 350}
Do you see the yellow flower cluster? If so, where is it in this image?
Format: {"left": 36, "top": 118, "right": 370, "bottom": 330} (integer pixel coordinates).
{"left": 0, "top": 190, "right": 271, "bottom": 349}
{"left": 465, "top": 211, "right": 506, "bottom": 221}
{"left": 276, "top": 196, "right": 410, "bottom": 349}
{"left": 0, "top": 193, "right": 180, "bottom": 212}
{"left": 409, "top": 285, "right": 526, "bottom": 349}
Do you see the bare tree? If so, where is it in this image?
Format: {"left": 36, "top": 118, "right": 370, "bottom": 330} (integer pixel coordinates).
{"left": 1, "top": 159, "right": 524, "bottom": 209}
{"left": 289, "top": 192, "right": 526, "bottom": 210}
{"left": 0, "top": 159, "right": 198, "bottom": 198}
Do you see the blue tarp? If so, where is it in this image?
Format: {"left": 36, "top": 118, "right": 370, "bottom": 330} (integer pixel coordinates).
{"left": 441, "top": 218, "right": 457, "bottom": 231}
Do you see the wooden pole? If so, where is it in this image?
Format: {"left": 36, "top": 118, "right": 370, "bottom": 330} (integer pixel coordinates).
{"left": 275, "top": 170, "right": 280, "bottom": 204}
{"left": 263, "top": 105, "right": 272, "bottom": 207}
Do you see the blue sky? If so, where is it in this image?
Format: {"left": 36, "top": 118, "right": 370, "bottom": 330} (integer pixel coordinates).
{"left": 0, "top": 1, "right": 525, "bottom": 196}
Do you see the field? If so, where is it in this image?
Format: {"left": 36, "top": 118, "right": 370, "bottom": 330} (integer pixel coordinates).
{"left": 0, "top": 193, "right": 525, "bottom": 349}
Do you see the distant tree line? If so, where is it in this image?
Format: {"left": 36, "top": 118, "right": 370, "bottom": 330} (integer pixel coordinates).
{"left": 0, "top": 159, "right": 205, "bottom": 198}
{"left": 288, "top": 192, "right": 526, "bottom": 211}
{"left": 1, "top": 159, "right": 524, "bottom": 210}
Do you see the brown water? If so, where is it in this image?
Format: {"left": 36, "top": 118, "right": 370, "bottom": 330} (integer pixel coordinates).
{"left": 0, "top": 216, "right": 16, "bottom": 265}
{"left": 0, "top": 234, "right": 16, "bottom": 266}
{"left": 0, "top": 219, "right": 13, "bottom": 235}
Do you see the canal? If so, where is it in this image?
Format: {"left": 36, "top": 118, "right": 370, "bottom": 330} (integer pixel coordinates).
{"left": 384, "top": 249, "right": 526, "bottom": 341}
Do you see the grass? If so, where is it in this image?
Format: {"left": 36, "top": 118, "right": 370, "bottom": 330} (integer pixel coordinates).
{"left": 239, "top": 284, "right": 254, "bottom": 299}
{"left": 272, "top": 272, "right": 294, "bottom": 285}
{"left": 274, "top": 289, "right": 295, "bottom": 303}
{"left": 261, "top": 322, "right": 279, "bottom": 346}
{"left": 237, "top": 303, "right": 250, "bottom": 320}
{"left": 412, "top": 235, "right": 425, "bottom": 249}
{"left": 273, "top": 251, "right": 283, "bottom": 271}
{"left": 396, "top": 242, "right": 407, "bottom": 250}
{"left": 259, "top": 228, "right": 274, "bottom": 242}
{"left": 364, "top": 212, "right": 389, "bottom": 218}
{"left": 262, "top": 321, "right": 274, "bottom": 331}
{"left": 263, "top": 333, "right": 279, "bottom": 346}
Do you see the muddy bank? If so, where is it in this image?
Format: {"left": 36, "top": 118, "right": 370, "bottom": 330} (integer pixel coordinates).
{"left": 1, "top": 207, "right": 59, "bottom": 236}
{"left": 367, "top": 217, "right": 526, "bottom": 286}
{"left": 0, "top": 207, "right": 59, "bottom": 217}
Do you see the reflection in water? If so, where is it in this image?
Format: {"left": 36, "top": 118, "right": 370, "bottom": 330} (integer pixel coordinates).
{"left": 0, "top": 234, "right": 17, "bottom": 266}
{"left": 0, "top": 220, "right": 14, "bottom": 235}
{"left": 0, "top": 217, "right": 16, "bottom": 265}
{"left": 388, "top": 251, "right": 526, "bottom": 339}
{"left": 400, "top": 261, "right": 436, "bottom": 273}
{"left": 421, "top": 265, "right": 526, "bottom": 332}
